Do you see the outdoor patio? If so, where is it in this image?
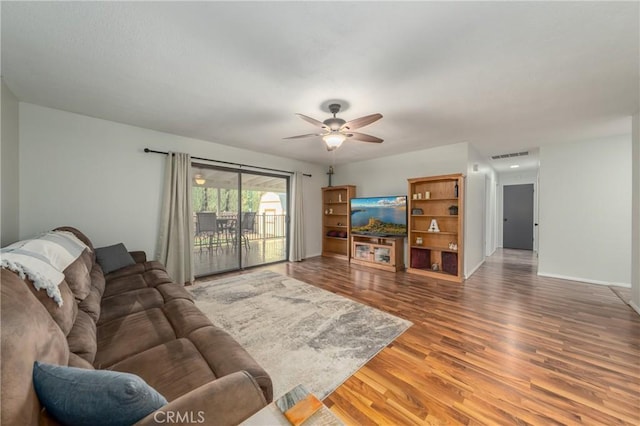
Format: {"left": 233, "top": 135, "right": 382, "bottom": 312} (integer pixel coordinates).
{"left": 194, "top": 236, "right": 287, "bottom": 276}
{"left": 193, "top": 212, "right": 287, "bottom": 276}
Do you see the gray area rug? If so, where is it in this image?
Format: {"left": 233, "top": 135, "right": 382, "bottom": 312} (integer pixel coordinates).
{"left": 189, "top": 270, "right": 412, "bottom": 400}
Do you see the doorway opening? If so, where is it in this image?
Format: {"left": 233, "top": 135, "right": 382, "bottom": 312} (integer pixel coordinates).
{"left": 191, "top": 164, "right": 289, "bottom": 276}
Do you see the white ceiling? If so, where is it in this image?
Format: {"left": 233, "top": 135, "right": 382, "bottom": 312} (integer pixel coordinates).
{"left": 2, "top": 2, "right": 638, "bottom": 171}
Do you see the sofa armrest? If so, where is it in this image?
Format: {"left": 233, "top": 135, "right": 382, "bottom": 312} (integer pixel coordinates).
{"left": 134, "top": 371, "right": 267, "bottom": 426}
{"left": 129, "top": 251, "right": 147, "bottom": 264}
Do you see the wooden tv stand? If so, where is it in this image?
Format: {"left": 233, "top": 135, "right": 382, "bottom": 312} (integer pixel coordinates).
{"left": 350, "top": 234, "right": 405, "bottom": 272}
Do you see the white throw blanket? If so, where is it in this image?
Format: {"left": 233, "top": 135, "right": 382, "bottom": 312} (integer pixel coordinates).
{"left": 0, "top": 231, "right": 90, "bottom": 306}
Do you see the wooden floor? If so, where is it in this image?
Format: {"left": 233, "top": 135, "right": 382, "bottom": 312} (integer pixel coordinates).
{"left": 260, "top": 249, "right": 640, "bottom": 425}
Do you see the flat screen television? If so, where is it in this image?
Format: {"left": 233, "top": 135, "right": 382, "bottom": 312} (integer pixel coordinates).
{"left": 350, "top": 195, "right": 407, "bottom": 236}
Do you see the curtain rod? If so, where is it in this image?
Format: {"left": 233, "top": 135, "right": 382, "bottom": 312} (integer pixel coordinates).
{"left": 144, "top": 148, "right": 312, "bottom": 177}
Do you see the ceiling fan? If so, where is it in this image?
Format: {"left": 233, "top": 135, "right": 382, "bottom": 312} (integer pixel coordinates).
{"left": 284, "top": 103, "right": 383, "bottom": 151}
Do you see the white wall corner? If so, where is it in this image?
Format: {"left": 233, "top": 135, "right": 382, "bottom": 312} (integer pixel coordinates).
{"left": 1, "top": 79, "right": 20, "bottom": 247}
{"left": 465, "top": 259, "right": 485, "bottom": 279}
{"left": 537, "top": 271, "right": 630, "bottom": 288}
{"left": 538, "top": 136, "right": 632, "bottom": 286}
{"left": 631, "top": 112, "right": 640, "bottom": 310}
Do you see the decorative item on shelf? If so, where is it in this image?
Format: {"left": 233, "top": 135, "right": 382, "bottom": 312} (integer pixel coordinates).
{"left": 417, "top": 192, "right": 422, "bottom": 199}
{"left": 328, "top": 208, "right": 333, "bottom": 214}
{"left": 338, "top": 193, "right": 342, "bottom": 203}
{"left": 416, "top": 236, "right": 423, "bottom": 245}
{"left": 424, "top": 191, "right": 430, "bottom": 199}
{"left": 454, "top": 181, "right": 459, "bottom": 198}
{"left": 431, "top": 262, "right": 440, "bottom": 271}
{"left": 324, "top": 209, "right": 329, "bottom": 215}
{"left": 442, "top": 251, "right": 458, "bottom": 275}
{"left": 412, "top": 193, "right": 418, "bottom": 200}
{"left": 428, "top": 219, "right": 440, "bottom": 232}
{"left": 411, "top": 208, "right": 423, "bottom": 215}
{"left": 448, "top": 242, "right": 458, "bottom": 251}
{"left": 448, "top": 205, "right": 458, "bottom": 215}
{"left": 336, "top": 222, "right": 342, "bottom": 226}
{"left": 326, "top": 230, "right": 348, "bottom": 238}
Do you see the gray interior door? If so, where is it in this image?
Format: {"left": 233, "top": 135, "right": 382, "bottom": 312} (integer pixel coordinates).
{"left": 503, "top": 184, "right": 534, "bottom": 250}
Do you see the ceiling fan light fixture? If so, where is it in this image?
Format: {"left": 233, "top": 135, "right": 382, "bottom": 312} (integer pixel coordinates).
{"left": 194, "top": 174, "right": 206, "bottom": 185}
{"left": 323, "top": 132, "right": 346, "bottom": 151}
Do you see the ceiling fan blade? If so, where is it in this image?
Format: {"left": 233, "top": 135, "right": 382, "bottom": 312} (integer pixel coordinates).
{"left": 341, "top": 113, "right": 383, "bottom": 131}
{"left": 296, "top": 113, "right": 328, "bottom": 129}
{"left": 346, "top": 132, "right": 384, "bottom": 143}
{"left": 283, "top": 133, "right": 323, "bottom": 140}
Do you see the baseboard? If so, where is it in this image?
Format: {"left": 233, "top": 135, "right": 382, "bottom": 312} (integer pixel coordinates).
{"left": 486, "top": 247, "right": 497, "bottom": 257}
{"left": 465, "top": 259, "right": 485, "bottom": 279}
{"left": 630, "top": 300, "right": 640, "bottom": 316}
{"left": 537, "top": 271, "right": 631, "bottom": 288}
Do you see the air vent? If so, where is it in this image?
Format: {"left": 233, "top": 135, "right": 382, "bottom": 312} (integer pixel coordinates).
{"left": 491, "top": 151, "right": 529, "bottom": 160}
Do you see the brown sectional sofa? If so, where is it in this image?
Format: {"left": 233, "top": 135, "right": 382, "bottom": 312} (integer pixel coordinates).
{"left": 1, "top": 227, "right": 272, "bottom": 425}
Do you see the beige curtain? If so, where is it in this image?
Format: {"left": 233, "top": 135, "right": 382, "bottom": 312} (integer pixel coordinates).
{"left": 157, "top": 152, "right": 194, "bottom": 285}
{"left": 289, "top": 171, "right": 305, "bottom": 261}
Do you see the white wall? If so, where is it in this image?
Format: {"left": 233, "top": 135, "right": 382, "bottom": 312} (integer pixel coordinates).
{"left": 1, "top": 79, "right": 20, "bottom": 246}
{"left": 631, "top": 113, "right": 640, "bottom": 313}
{"left": 465, "top": 144, "right": 498, "bottom": 277}
{"left": 538, "top": 135, "right": 632, "bottom": 286}
{"left": 334, "top": 142, "right": 468, "bottom": 196}
{"left": 333, "top": 143, "right": 467, "bottom": 270}
{"left": 19, "top": 103, "right": 326, "bottom": 258}
{"left": 497, "top": 169, "right": 539, "bottom": 251}
{"left": 334, "top": 142, "right": 494, "bottom": 278}
{"left": 485, "top": 172, "right": 498, "bottom": 257}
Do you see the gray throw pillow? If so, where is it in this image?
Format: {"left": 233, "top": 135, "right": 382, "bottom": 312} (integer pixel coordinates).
{"left": 95, "top": 243, "right": 135, "bottom": 274}
{"left": 33, "top": 361, "right": 167, "bottom": 426}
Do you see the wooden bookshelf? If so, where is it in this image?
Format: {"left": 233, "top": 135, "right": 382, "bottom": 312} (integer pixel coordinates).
{"left": 407, "top": 174, "right": 464, "bottom": 282}
{"left": 321, "top": 185, "right": 356, "bottom": 260}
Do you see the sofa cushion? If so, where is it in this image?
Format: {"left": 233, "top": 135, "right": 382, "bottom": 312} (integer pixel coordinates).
{"left": 91, "top": 263, "right": 106, "bottom": 296}
{"left": 110, "top": 339, "right": 217, "bottom": 402}
{"left": 1, "top": 269, "right": 70, "bottom": 426}
{"left": 163, "top": 299, "right": 212, "bottom": 337}
{"left": 156, "top": 282, "right": 194, "bottom": 303}
{"left": 78, "top": 285, "right": 102, "bottom": 323}
{"left": 99, "top": 288, "right": 164, "bottom": 325}
{"left": 94, "top": 308, "right": 177, "bottom": 368}
{"left": 95, "top": 243, "right": 136, "bottom": 275}
{"left": 33, "top": 361, "right": 167, "bottom": 426}
{"left": 25, "top": 278, "right": 78, "bottom": 337}
{"left": 68, "top": 353, "right": 95, "bottom": 369}
{"left": 103, "top": 273, "right": 149, "bottom": 298}
{"left": 105, "top": 262, "right": 146, "bottom": 281}
{"left": 62, "top": 250, "right": 92, "bottom": 301}
{"left": 67, "top": 310, "right": 97, "bottom": 364}
{"left": 189, "top": 326, "right": 273, "bottom": 402}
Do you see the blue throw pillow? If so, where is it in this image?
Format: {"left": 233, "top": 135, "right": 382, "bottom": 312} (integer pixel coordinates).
{"left": 33, "top": 362, "right": 167, "bottom": 426}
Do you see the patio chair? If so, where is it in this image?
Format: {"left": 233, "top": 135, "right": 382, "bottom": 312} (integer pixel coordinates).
{"left": 240, "top": 212, "right": 257, "bottom": 249}
{"left": 195, "top": 212, "right": 222, "bottom": 252}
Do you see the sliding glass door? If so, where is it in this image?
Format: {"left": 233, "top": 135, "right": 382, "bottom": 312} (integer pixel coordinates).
{"left": 192, "top": 164, "right": 289, "bottom": 276}
{"left": 241, "top": 173, "right": 288, "bottom": 268}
